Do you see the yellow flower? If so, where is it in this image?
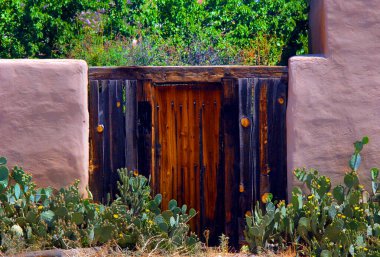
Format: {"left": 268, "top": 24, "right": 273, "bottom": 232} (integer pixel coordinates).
{"left": 261, "top": 193, "right": 272, "bottom": 204}
{"left": 359, "top": 184, "right": 364, "bottom": 189}
{"left": 307, "top": 194, "right": 314, "bottom": 200}
{"left": 113, "top": 214, "right": 119, "bottom": 219}
{"left": 38, "top": 206, "right": 43, "bottom": 210}
{"left": 326, "top": 178, "right": 330, "bottom": 183}
{"left": 148, "top": 220, "right": 154, "bottom": 225}
{"left": 364, "top": 247, "right": 368, "bottom": 251}
{"left": 354, "top": 206, "right": 360, "bottom": 211}
{"left": 341, "top": 215, "right": 346, "bottom": 219}
{"left": 337, "top": 213, "right": 342, "bottom": 217}
{"left": 339, "top": 245, "right": 343, "bottom": 248}
{"left": 277, "top": 200, "right": 285, "bottom": 208}
{"left": 327, "top": 192, "right": 332, "bottom": 196}
{"left": 119, "top": 233, "right": 123, "bottom": 238}
{"left": 133, "top": 170, "right": 139, "bottom": 176}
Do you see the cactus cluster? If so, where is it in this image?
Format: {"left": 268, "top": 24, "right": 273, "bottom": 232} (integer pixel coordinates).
{"left": 0, "top": 160, "right": 199, "bottom": 254}
{"left": 244, "top": 137, "right": 380, "bottom": 256}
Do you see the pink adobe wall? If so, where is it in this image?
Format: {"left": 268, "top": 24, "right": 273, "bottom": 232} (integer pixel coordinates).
{"left": 287, "top": 0, "right": 380, "bottom": 198}
{"left": 0, "top": 60, "right": 89, "bottom": 193}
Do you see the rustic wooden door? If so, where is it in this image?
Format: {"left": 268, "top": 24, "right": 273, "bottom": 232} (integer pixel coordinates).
{"left": 149, "top": 83, "right": 224, "bottom": 244}
{"left": 88, "top": 70, "right": 288, "bottom": 248}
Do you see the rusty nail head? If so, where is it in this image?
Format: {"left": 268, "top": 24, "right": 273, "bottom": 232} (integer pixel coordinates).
{"left": 239, "top": 183, "right": 245, "bottom": 193}
{"left": 278, "top": 97, "right": 285, "bottom": 104}
{"left": 240, "top": 117, "right": 250, "bottom": 128}
{"left": 97, "top": 124, "right": 104, "bottom": 133}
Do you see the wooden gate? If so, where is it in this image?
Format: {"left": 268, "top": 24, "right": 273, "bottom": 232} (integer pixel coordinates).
{"left": 88, "top": 66, "right": 288, "bottom": 246}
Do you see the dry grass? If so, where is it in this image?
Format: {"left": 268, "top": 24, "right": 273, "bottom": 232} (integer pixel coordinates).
{"left": 8, "top": 244, "right": 296, "bottom": 257}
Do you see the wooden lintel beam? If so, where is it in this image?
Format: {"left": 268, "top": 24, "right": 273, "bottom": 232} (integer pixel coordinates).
{"left": 88, "top": 66, "right": 288, "bottom": 82}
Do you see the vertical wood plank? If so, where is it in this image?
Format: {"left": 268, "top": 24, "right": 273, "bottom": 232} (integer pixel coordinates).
{"left": 108, "top": 80, "right": 126, "bottom": 198}
{"left": 89, "top": 80, "right": 103, "bottom": 202}
{"left": 137, "top": 80, "right": 153, "bottom": 178}
{"left": 267, "top": 78, "right": 288, "bottom": 201}
{"left": 258, "top": 80, "right": 270, "bottom": 197}
{"left": 221, "top": 78, "right": 239, "bottom": 248}
{"left": 125, "top": 80, "right": 138, "bottom": 171}
{"left": 100, "top": 80, "right": 111, "bottom": 203}
{"left": 252, "top": 78, "right": 261, "bottom": 206}
{"left": 237, "top": 78, "right": 255, "bottom": 243}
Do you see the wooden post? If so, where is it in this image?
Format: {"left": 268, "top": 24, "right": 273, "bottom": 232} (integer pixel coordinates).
{"left": 221, "top": 78, "right": 240, "bottom": 248}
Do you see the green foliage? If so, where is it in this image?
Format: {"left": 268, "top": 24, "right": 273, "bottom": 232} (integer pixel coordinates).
{"left": 1, "top": 0, "right": 309, "bottom": 65}
{"left": 244, "top": 137, "right": 380, "bottom": 256}
{"left": 0, "top": 159, "right": 198, "bottom": 254}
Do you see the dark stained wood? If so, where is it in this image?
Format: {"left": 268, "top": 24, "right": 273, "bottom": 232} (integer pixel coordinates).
{"left": 89, "top": 79, "right": 136, "bottom": 202}
{"left": 89, "top": 80, "right": 103, "bottom": 202}
{"left": 237, "top": 78, "right": 256, "bottom": 243}
{"left": 267, "top": 78, "right": 288, "bottom": 201}
{"left": 137, "top": 80, "right": 153, "bottom": 178}
{"left": 252, "top": 79, "right": 261, "bottom": 206}
{"left": 108, "top": 80, "right": 126, "bottom": 198}
{"left": 125, "top": 80, "right": 138, "bottom": 171}
{"left": 221, "top": 78, "right": 239, "bottom": 248}
{"left": 89, "top": 66, "right": 288, "bottom": 83}
{"left": 98, "top": 80, "right": 112, "bottom": 203}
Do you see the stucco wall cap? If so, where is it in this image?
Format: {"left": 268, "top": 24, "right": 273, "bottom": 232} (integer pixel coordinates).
{"left": 0, "top": 59, "right": 86, "bottom": 64}
{"left": 289, "top": 55, "right": 329, "bottom": 64}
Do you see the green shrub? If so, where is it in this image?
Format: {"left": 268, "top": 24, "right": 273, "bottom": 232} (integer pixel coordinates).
{"left": 0, "top": 159, "right": 198, "bottom": 254}
{"left": 1, "top": 0, "right": 309, "bottom": 65}
{"left": 244, "top": 136, "right": 380, "bottom": 256}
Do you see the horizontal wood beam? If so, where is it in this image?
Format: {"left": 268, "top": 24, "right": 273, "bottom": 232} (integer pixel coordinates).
{"left": 89, "top": 66, "right": 288, "bottom": 83}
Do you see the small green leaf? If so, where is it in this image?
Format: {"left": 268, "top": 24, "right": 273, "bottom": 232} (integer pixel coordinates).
{"left": 55, "top": 207, "right": 68, "bottom": 218}
{"left": 40, "top": 210, "right": 55, "bottom": 226}
{"left": 154, "top": 214, "right": 165, "bottom": 225}
{"left": 321, "top": 250, "right": 332, "bottom": 257}
{"left": 0, "top": 157, "right": 7, "bottom": 165}
{"left": 26, "top": 211, "right": 38, "bottom": 223}
{"left": 95, "top": 225, "right": 114, "bottom": 243}
{"left": 168, "top": 199, "right": 177, "bottom": 210}
{"left": 354, "top": 141, "right": 363, "bottom": 152}
{"left": 162, "top": 210, "right": 173, "bottom": 222}
{"left": 170, "top": 216, "right": 176, "bottom": 226}
{"left": 71, "top": 212, "right": 84, "bottom": 225}
{"left": 349, "top": 153, "right": 361, "bottom": 171}
{"left": 0, "top": 166, "right": 9, "bottom": 191}
{"left": 181, "top": 204, "right": 187, "bottom": 214}
{"left": 349, "top": 245, "right": 355, "bottom": 255}
{"left": 154, "top": 194, "right": 162, "bottom": 205}
{"left": 158, "top": 222, "right": 168, "bottom": 232}
{"left": 189, "top": 208, "right": 196, "bottom": 217}
{"left": 371, "top": 168, "right": 379, "bottom": 180}
{"left": 14, "top": 183, "right": 21, "bottom": 200}
{"left": 362, "top": 136, "right": 369, "bottom": 144}
{"left": 333, "top": 185, "right": 345, "bottom": 204}
{"left": 344, "top": 173, "right": 359, "bottom": 188}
